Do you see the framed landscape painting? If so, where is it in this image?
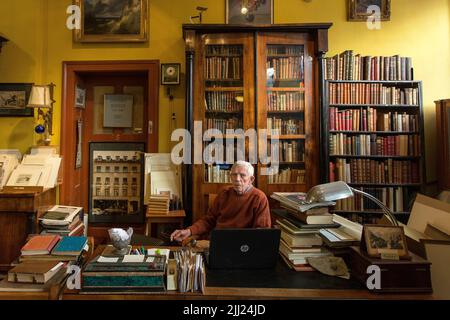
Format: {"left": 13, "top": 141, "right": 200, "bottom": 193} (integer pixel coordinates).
{"left": 73, "top": 0, "right": 148, "bottom": 43}
{"left": 0, "top": 83, "right": 33, "bottom": 117}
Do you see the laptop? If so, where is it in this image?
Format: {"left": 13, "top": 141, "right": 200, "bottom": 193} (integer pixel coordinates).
{"left": 207, "top": 228, "right": 281, "bottom": 269}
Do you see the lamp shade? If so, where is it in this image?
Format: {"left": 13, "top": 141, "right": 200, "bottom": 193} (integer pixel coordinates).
{"left": 27, "top": 85, "right": 51, "bottom": 108}
{"left": 305, "top": 181, "right": 354, "bottom": 203}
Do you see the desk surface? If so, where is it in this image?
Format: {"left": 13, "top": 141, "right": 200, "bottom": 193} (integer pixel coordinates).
{"left": 60, "top": 245, "right": 434, "bottom": 300}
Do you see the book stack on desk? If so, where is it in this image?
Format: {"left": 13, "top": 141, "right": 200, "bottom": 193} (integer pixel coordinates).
{"left": 147, "top": 194, "right": 170, "bottom": 214}
{"left": 276, "top": 218, "right": 332, "bottom": 271}
{"left": 39, "top": 205, "right": 84, "bottom": 237}
{"left": 81, "top": 254, "right": 167, "bottom": 294}
{"left": 19, "top": 235, "right": 88, "bottom": 263}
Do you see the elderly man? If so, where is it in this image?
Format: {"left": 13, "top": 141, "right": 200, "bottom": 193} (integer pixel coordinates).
{"left": 170, "top": 161, "right": 271, "bottom": 242}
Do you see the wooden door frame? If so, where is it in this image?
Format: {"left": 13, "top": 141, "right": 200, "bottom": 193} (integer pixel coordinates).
{"left": 60, "top": 60, "right": 159, "bottom": 206}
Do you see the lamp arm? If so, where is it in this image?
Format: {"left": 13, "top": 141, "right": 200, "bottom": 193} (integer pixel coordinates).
{"left": 350, "top": 187, "right": 398, "bottom": 226}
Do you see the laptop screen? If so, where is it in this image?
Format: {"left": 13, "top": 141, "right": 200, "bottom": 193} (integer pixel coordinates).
{"left": 208, "top": 228, "right": 281, "bottom": 269}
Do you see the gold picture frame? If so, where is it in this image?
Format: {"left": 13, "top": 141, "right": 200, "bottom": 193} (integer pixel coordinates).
{"left": 347, "top": 0, "right": 391, "bottom": 22}
{"left": 362, "top": 224, "right": 410, "bottom": 260}
{"left": 73, "top": 0, "right": 148, "bottom": 43}
{"left": 226, "top": 0, "right": 273, "bottom": 25}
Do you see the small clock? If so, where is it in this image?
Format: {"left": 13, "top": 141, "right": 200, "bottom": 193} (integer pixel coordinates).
{"left": 161, "top": 63, "right": 181, "bottom": 85}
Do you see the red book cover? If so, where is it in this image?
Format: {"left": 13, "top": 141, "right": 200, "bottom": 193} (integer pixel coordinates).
{"left": 21, "top": 235, "right": 60, "bottom": 256}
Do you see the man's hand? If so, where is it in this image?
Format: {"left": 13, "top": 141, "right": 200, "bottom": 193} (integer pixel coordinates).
{"left": 170, "top": 229, "right": 192, "bottom": 242}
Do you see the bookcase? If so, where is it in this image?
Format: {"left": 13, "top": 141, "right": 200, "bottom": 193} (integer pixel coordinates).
{"left": 435, "top": 99, "right": 450, "bottom": 191}
{"left": 183, "top": 24, "right": 331, "bottom": 224}
{"left": 322, "top": 51, "right": 426, "bottom": 224}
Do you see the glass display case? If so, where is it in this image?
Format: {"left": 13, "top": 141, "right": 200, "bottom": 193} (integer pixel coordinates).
{"left": 89, "top": 142, "right": 145, "bottom": 224}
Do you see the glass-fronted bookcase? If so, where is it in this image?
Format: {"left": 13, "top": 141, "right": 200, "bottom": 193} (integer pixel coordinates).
{"left": 183, "top": 24, "right": 331, "bottom": 223}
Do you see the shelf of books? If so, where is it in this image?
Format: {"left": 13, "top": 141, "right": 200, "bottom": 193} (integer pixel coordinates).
{"left": 322, "top": 50, "right": 426, "bottom": 224}
{"left": 257, "top": 34, "right": 319, "bottom": 196}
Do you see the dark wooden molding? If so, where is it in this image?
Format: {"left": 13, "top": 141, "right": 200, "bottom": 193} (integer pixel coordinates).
{"left": 182, "top": 23, "right": 333, "bottom": 34}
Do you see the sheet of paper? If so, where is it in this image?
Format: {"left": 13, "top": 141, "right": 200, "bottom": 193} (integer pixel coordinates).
{"left": 98, "top": 256, "right": 119, "bottom": 263}
{"left": 146, "top": 256, "right": 155, "bottom": 263}
{"left": 122, "top": 255, "right": 145, "bottom": 263}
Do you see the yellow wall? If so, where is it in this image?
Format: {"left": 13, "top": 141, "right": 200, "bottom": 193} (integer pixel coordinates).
{"left": 0, "top": 0, "right": 448, "bottom": 182}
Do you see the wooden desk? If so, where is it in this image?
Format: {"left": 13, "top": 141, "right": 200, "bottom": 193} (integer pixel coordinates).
{"left": 60, "top": 245, "right": 434, "bottom": 300}
{"left": 0, "top": 188, "right": 56, "bottom": 271}
{"left": 145, "top": 210, "right": 185, "bottom": 238}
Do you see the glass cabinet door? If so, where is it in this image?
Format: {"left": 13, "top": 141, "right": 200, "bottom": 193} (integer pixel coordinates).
{"left": 257, "top": 33, "right": 317, "bottom": 194}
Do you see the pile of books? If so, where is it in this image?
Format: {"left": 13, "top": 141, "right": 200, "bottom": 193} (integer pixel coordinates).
{"left": 276, "top": 217, "right": 332, "bottom": 271}
{"left": 19, "top": 235, "right": 88, "bottom": 263}
{"left": 81, "top": 248, "right": 168, "bottom": 294}
{"left": 0, "top": 235, "right": 88, "bottom": 291}
{"left": 147, "top": 194, "right": 170, "bottom": 214}
{"left": 39, "top": 205, "right": 84, "bottom": 236}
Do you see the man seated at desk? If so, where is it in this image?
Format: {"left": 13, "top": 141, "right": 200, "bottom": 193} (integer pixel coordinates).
{"left": 170, "top": 161, "right": 271, "bottom": 243}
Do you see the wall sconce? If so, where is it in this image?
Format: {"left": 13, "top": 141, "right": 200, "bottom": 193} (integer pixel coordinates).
{"left": 27, "top": 83, "right": 55, "bottom": 145}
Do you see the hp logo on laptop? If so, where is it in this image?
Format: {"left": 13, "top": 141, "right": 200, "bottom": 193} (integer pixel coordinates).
{"left": 240, "top": 244, "right": 250, "bottom": 253}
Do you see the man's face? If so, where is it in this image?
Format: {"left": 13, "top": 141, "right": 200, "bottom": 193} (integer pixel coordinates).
{"left": 230, "top": 165, "right": 254, "bottom": 195}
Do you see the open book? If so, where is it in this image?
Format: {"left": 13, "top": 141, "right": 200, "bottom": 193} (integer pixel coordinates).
{"left": 271, "top": 192, "right": 335, "bottom": 212}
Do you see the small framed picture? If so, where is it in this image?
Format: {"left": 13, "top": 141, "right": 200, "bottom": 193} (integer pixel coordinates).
{"left": 161, "top": 63, "right": 181, "bottom": 85}
{"left": 347, "top": 0, "right": 391, "bottom": 21}
{"left": 75, "top": 85, "right": 86, "bottom": 109}
{"left": 0, "top": 83, "right": 34, "bottom": 117}
{"left": 226, "top": 0, "right": 273, "bottom": 24}
{"left": 362, "top": 224, "right": 410, "bottom": 260}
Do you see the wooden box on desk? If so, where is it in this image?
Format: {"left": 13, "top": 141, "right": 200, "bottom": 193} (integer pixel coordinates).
{"left": 348, "top": 246, "right": 432, "bottom": 293}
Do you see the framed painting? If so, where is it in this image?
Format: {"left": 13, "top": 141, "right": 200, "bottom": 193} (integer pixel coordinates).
{"left": 226, "top": 0, "right": 273, "bottom": 24}
{"left": 161, "top": 63, "right": 181, "bottom": 85}
{"left": 73, "top": 0, "right": 148, "bottom": 43}
{"left": 348, "top": 0, "right": 391, "bottom": 21}
{"left": 0, "top": 83, "right": 33, "bottom": 117}
{"left": 362, "top": 225, "right": 410, "bottom": 260}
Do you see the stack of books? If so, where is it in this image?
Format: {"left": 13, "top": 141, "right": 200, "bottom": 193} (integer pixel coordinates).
{"left": 81, "top": 252, "right": 167, "bottom": 294}
{"left": 276, "top": 218, "right": 331, "bottom": 271}
{"left": 39, "top": 205, "right": 84, "bottom": 236}
{"left": 19, "top": 235, "right": 88, "bottom": 263}
{"left": 147, "top": 194, "right": 170, "bottom": 214}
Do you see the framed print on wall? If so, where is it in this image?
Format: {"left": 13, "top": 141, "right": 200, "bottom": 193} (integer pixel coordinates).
{"left": 161, "top": 63, "right": 181, "bottom": 85}
{"left": 347, "top": 0, "right": 391, "bottom": 21}
{"left": 226, "top": 0, "right": 273, "bottom": 24}
{"left": 73, "top": 0, "right": 149, "bottom": 43}
{"left": 0, "top": 83, "right": 33, "bottom": 117}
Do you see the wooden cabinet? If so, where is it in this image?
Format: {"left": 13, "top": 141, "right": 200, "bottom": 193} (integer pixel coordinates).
{"left": 0, "top": 188, "right": 56, "bottom": 271}
{"left": 435, "top": 99, "right": 450, "bottom": 191}
{"left": 183, "top": 24, "right": 331, "bottom": 224}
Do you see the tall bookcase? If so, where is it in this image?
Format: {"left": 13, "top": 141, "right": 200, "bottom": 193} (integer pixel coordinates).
{"left": 321, "top": 52, "right": 426, "bottom": 224}
{"left": 183, "top": 24, "right": 331, "bottom": 224}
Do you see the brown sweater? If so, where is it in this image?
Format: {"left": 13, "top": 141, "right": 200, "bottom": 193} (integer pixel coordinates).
{"left": 188, "top": 186, "right": 271, "bottom": 237}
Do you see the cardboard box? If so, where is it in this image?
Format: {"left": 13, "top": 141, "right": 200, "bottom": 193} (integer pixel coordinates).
{"left": 402, "top": 194, "right": 450, "bottom": 298}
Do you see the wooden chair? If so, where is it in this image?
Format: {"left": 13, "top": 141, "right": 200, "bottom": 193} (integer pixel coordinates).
{"left": 208, "top": 193, "right": 218, "bottom": 211}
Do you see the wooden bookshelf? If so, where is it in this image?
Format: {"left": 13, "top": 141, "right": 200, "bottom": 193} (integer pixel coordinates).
{"left": 183, "top": 24, "right": 331, "bottom": 224}
{"left": 321, "top": 51, "right": 426, "bottom": 224}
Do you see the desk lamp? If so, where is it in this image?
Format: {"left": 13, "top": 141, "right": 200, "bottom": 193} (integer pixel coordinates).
{"left": 27, "top": 83, "right": 55, "bottom": 145}
{"left": 304, "top": 181, "right": 398, "bottom": 226}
